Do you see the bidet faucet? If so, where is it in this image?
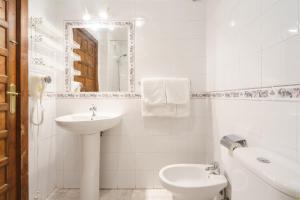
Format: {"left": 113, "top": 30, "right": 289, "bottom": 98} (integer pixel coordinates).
{"left": 205, "top": 161, "right": 220, "bottom": 175}
{"left": 89, "top": 104, "right": 97, "bottom": 118}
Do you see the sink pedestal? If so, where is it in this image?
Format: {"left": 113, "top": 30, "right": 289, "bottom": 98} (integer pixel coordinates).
{"left": 80, "top": 133, "right": 100, "bottom": 200}
{"left": 55, "top": 112, "right": 122, "bottom": 200}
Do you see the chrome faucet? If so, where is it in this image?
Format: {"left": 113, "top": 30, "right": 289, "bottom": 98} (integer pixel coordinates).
{"left": 89, "top": 104, "right": 97, "bottom": 119}
{"left": 205, "top": 161, "right": 220, "bottom": 175}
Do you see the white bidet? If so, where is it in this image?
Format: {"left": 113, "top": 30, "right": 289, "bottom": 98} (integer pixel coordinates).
{"left": 159, "top": 164, "right": 227, "bottom": 200}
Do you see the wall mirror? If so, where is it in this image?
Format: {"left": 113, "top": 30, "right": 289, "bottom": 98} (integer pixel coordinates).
{"left": 65, "top": 21, "right": 135, "bottom": 93}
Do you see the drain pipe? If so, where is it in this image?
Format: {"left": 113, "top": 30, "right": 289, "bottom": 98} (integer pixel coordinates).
{"left": 219, "top": 188, "right": 230, "bottom": 200}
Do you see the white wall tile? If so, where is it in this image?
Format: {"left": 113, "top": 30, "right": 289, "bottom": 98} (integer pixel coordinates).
{"left": 208, "top": 99, "right": 299, "bottom": 163}
{"left": 101, "top": 153, "right": 118, "bottom": 171}
{"left": 135, "top": 171, "right": 154, "bottom": 188}
{"left": 260, "top": 101, "right": 298, "bottom": 160}
{"left": 262, "top": 34, "right": 300, "bottom": 86}
{"left": 153, "top": 170, "right": 162, "bottom": 189}
{"left": 100, "top": 171, "right": 118, "bottom": 189}
{"left": 135, "top": 153, "right": 155, "bottom": 170}
{"left": 63, "top": 134, "right": 81, "bottom": 171}
{"left": 135, "top": 1, "right": 171, "bottom": 21}
{"left": 282, "top": 35, "right": 300, "bottom": 85}
{"left": 101, "top": 135, "right": 136, "bottom": 153}
{"left": 118, "top": 154, "right": 136, "bottom": 170}
{"left": 207, "top": 0, "right": 300, "bottom": 90}
{"left": 56, "top": 171, "right": 64, "bottom": 188}
{"left": 262, "top": 0, "right": 299, "bottom": 49}
{"left": 108, "top": 2, "right": 135, "bottom": 19}
{"left": 28, "top": 5, "right": 62, "bottom": 198}
{"left": 63, "top": 171, "right": 81, "bottom": 188}
{"left": 262, "top": 43, "right": 285, "bottom": 86}
{"left": 141, "top": 118, "right": 171, "bottom": 136}
{"left": 262, "top": 0, "right": 280, "bottom": 12}
{"left": 238, "top": 19, "right": 262, "bottom": 53}
{"left": 239, "top": 0, "right": 261, "bottom": 25}
{"left": 29, "top": 96, "right": 57, "bottom": 199}
{"left": 239, "top": 50, "right": 262, "bottom": 88}
{"left": 117, "top": 171, "right": 135, "bottom": 188}
{"left": 297, "top": 103, "right": 300, "bottom": 163}
{"left": 206, "top": 0, "right": 300, "bottom": 186}
{"left": 152, "top": 153, "right": 192, "bottom": 171}
{"left": 39, "top": 0, "right": 208, "bottom": 190}
{"left": 57, "top": 98, "right": 208, "bottom": 189}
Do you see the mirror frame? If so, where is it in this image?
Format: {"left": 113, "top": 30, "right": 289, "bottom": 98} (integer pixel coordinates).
{"left": 64, "top": 20, "right": 135, "bottom": 93}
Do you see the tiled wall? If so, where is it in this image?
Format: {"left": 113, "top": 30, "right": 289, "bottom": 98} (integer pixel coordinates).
{"left": 29, "top": 0, "right": 64, "bottom": 199}
{"left": 205, "top": 0, "right": 300, "bottom": 165}
{"left": 52, "top": 0, "right": 208, "bottom": 189}
{"left": 29, "top": 96, "right": 57, "bottom": 200}
{"left": 55, "top": 0, "right": 207, "bottom": 93}
{"left": 134, "top": 0, "right": 206, "bottom": 93}
{"left": 30, "top": 0, "right": 300, "bottom": 195}
{"left": 206, "top": 0, "right": 300, "bottom": 91}
{"left": 206, "top": 99, "right": 300, "bottom": 164}
{"left": 56, "top": 98, "right": 210, "bottom": 189}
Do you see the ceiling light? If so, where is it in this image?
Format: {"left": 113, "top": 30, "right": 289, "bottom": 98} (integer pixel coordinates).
{"left": 135, "top": 17, "right": 145, "bottom": 27}
{"left": 99, "top": 11, "right": 108, "bottom": 20}
{"left": 229, "top": 20, "right": 236, "bottom": 27}
{"left": 109, "top": 25, "right": 115, "bottom": 31}
{"left": 288, "top": 28, "right": 298, "bottom": 33}
{"left": 83, "top": 9, "right": 91, "bottom": 21}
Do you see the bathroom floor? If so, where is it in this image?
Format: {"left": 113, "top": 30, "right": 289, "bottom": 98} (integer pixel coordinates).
{"left": 47, "top": 189, "right": 173, "bottom": 200}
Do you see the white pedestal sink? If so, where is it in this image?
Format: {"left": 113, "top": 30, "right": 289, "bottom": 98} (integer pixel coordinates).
{"left": 55, "top": 112, "right": 121, "bottom": 200}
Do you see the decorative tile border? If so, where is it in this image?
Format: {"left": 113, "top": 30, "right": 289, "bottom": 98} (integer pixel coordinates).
{"left": 56, "top": 92, "right": 209, "bottom": 99}
{"left": 56, "top": 92, "right": 141, "bottom": 99}
{"left": 191, "top": 93, "right": 210, "bottom": 98}
{"left": 45, "top": 93, "right": 57, "bottom": 98}
{"left": 55, "top": 85, "right": 300, "bottom": 100}
{"left": 64, "top": 20, "right": 135, "bottom": 93}
{"left": 208, "top": 85, "right": 300, "bottom": 100}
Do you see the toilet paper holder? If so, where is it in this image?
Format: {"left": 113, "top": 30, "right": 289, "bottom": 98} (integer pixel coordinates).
{"left": 220, "top": 134, "right": 247, "bottom": 151}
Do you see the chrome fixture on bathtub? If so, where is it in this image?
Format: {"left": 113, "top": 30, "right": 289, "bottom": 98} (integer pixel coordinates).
{"left": 220, "top": 134, "right": 247, "bottom": 151}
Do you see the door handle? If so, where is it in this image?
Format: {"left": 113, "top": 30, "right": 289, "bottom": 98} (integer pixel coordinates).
{"left": 9, "top": 40, "right": 18, "bottom": 45}
{"left": 6, "top": 91, "right": 19, "bottom": 96}
{"left": 6, "top": 84, "right": 19, "bottom": 114}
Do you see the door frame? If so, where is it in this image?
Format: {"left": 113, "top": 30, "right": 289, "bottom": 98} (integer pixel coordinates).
{"left": 16, "top": 0, "right": 28, "bottom": 199}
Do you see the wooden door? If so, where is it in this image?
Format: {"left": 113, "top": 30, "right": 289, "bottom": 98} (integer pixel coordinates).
{"left": 0, "top": 0, "right": 22, "bottom": 199}
{"left": 73, "top": 28, "right": 99, "bottom": 92}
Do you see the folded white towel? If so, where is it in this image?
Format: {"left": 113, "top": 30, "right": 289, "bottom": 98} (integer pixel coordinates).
{"left": 141, "top": 78, "right": 166, "bottom": 105}
{"left": 142, "top": 102, "right": 176, "bottom": 117}
{"left": 165, "top": 78, "right": 190, "bottom": 104}
{"left": 141, "top": 77, "right": 191, "bottom": 117}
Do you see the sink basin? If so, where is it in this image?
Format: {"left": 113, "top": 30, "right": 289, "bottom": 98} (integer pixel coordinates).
{"left": 55, "top": 112, "right": 122, "bottom": 134}
{"left": 55, "top": 111, "right": 121, "bottom": 200}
